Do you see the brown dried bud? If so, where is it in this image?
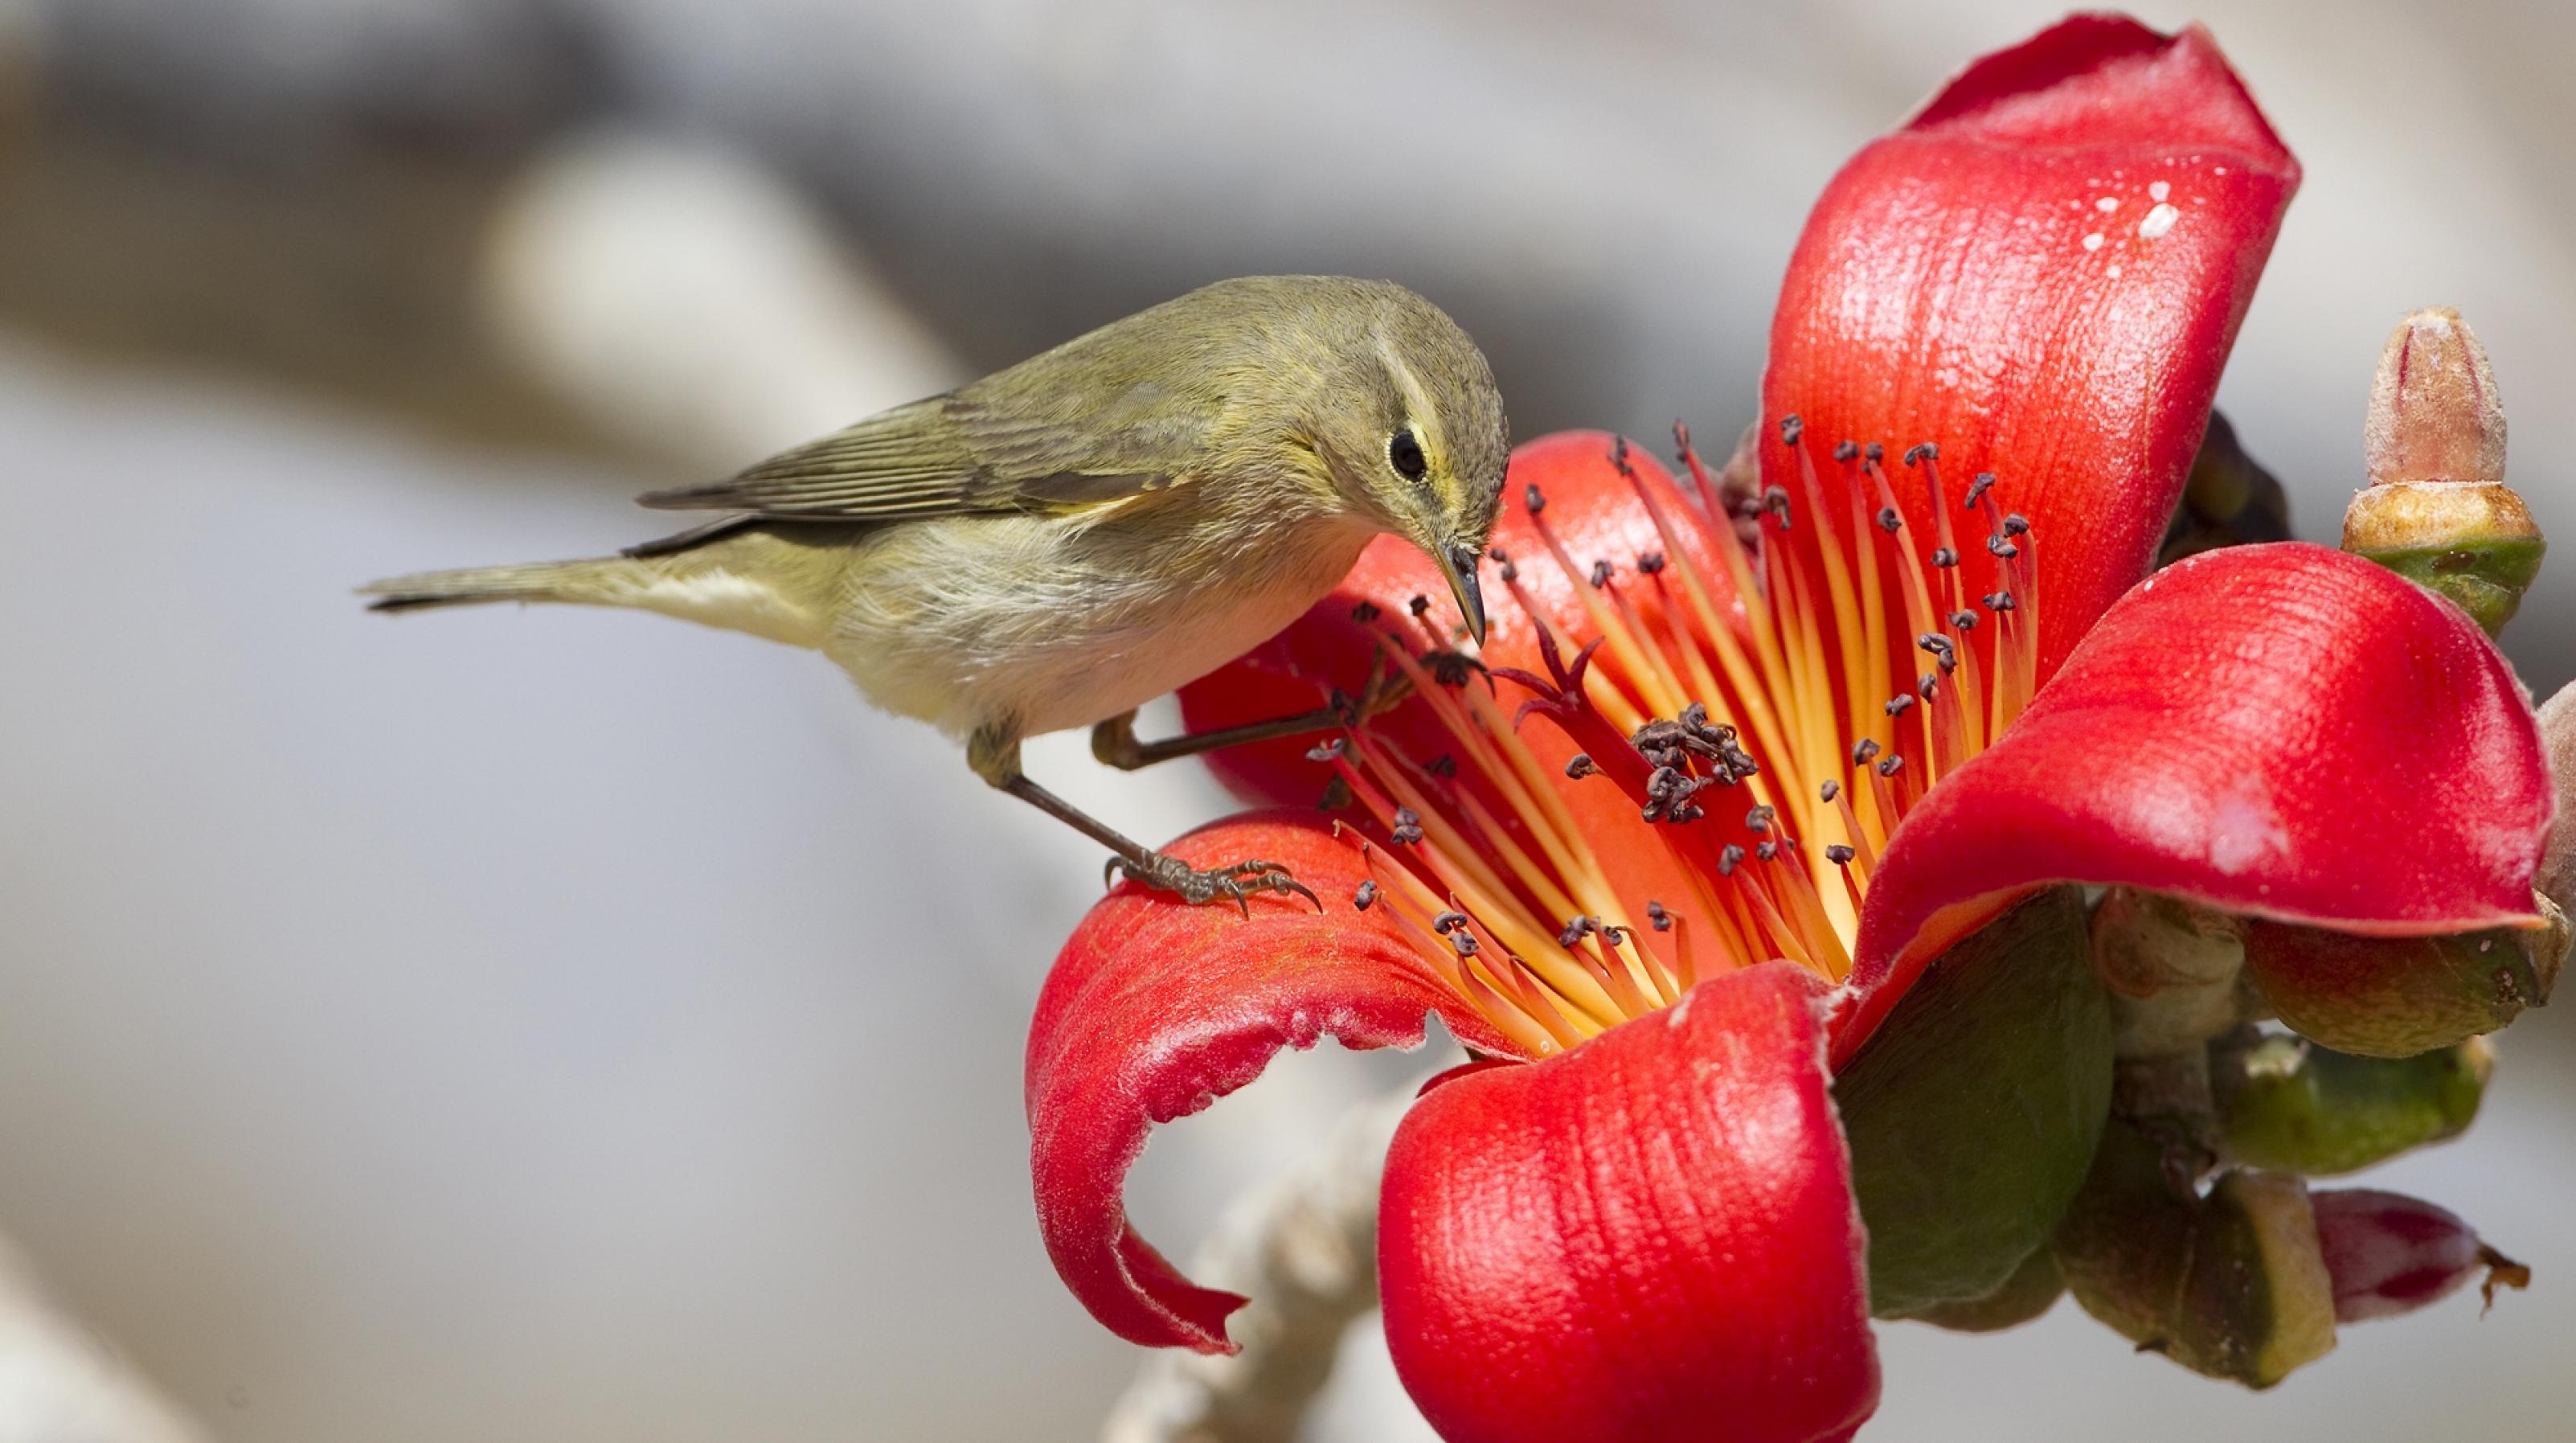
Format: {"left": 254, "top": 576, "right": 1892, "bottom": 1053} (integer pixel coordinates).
{"left": 2343, "top": 310, "right": 2544, "bottom": 634}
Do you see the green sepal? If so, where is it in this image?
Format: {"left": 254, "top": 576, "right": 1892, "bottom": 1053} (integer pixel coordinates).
{"left": 1837, "top": 887, "right": 2112, "bottom": 1318}
{"left": 2215, "top": 1035, "right": 2486, "bottom": 1176}
{"left": 1901, "top": 1242, "right": 2065, "bottom": 1334}
{"left": 2052, "top": 1119, "right": 2337, "bottom": 1389}
{"left": 2351, "top": 536, "right": 2545, "bottom": 635}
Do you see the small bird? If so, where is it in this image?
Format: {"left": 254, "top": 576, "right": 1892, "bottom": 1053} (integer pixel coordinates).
{"left": 362, "top": 276, "right": 1508, "bottom": 906}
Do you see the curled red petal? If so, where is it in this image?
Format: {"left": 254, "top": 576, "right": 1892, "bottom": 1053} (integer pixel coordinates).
{"left": 1847, "top": 543, "right": 2551, "bottom": 1059}
{"left": 1381, "top": 963, "right": 1877, "bottom": 1443}
{"left": 1762, "top": 14, "right": 2299, "bottom": 685}
{"left": 1025, "top": 811, "right": 1513, "bottom": 1352}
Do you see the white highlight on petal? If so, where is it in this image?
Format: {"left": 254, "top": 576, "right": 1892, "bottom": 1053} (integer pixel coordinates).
{"left": 2082, "top": 232, "right": 2105, "bottom": 252}
{"left": 2095, "top": 195, "right": 2120, "bottom": 212}
{"left": 2139, "top": 203, "right": 2181, "bottom": 240}
{"left": 2149, "top": 180, "right": 2172, "bottom": 202}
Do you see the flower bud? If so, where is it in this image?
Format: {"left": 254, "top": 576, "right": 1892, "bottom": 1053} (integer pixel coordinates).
{"left": 2341, "top": 309, "right": 2544, "bottom": 635}
{"left": 2214, "top": 1033, "right": 2488, "bottom": 1175}
{"left": 2239, "top": 916, "right": 2561, "bottom": 1059}
{"left": 2311, "top": 1188, "right": 2528, "bottom": 1324}
{"left": 2541, "top": 682, "right": 2576, "bottom": 917}
{"left": 2053, "top": 1119, "right": 2337, "bottom": 1388}
{"left": 1838, "top": 887, "right": 2112, "bottom": 1318}
{"left": 2092, "top": 888, "right": 2248, "bottom": 1056}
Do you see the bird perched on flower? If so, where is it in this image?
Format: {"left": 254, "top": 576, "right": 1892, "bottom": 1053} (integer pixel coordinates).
{"left": 361, "top": 275, "right": 1509, "bottom": 904}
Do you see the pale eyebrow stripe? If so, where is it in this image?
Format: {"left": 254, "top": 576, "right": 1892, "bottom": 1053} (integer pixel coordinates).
{"left": 1375, "top": 328, "right": 1444, "bottom": 469}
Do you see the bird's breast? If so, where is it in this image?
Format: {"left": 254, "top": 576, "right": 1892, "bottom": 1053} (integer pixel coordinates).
{"left": 821, "top": 508, "right": 1381, "bottom": 740}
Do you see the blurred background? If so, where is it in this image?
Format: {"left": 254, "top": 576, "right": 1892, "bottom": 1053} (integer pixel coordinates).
{"left": 0, "top": 1, "right": 2569, "bottom": 1439}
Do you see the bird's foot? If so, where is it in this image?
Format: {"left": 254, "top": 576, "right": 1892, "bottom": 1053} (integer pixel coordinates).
{"left": 1107, "top": 853, "right": 1323, "bottom": 915}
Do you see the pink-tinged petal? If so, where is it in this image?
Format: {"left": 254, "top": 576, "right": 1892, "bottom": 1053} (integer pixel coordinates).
{"left": 1026, "top": 811, "right": 1514, "bottom": 1352}
{"left": 1381, "top": 963, "right": 1877, "bottom": 1443}
{"left": 2313, "top": 1188, "right": 2527, "bottom": 1323}
{"left": 1763, "top": 14, "right": 2299, "bottom": 686}
{"left": 1846, "top": 543, "right": 2550, "bottom": 1059}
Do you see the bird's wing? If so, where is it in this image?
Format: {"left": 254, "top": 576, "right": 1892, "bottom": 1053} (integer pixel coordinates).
{"left": 635, "top": 376, "right": 1220, "bottom": 521}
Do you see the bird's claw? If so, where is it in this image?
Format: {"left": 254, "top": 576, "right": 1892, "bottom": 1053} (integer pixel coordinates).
{"left": 1108, "top": 853, "right": 1323, "bottom": 914}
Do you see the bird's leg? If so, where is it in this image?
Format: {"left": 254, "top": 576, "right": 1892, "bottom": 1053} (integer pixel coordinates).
{"left": 968, "top": 726, "right": 1321, "bottom": 914}
{"left": 1089, "top": 654, "right": 1414, "bottom": 772}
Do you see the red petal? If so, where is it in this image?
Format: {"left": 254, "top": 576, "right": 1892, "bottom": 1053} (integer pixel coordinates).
{"left": 1181, "top": 431, "right": 1740, "bottom": 808}
{"left": 1847, "top": 543, "right": 2551, "bottom": 1058}
{"left": 1762, "top": 15, "right": 2299, "bottom": 686}
{"left": 1381, "top": 963, "right": 1877, "bottom": 1443}
{"left": 1025, "top": 811, "right": 1514, "bottom": 1352}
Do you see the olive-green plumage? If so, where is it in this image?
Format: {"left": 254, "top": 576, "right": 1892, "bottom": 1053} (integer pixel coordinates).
{"left": 362, "top": 276, "right": 1508, "bottom": 900}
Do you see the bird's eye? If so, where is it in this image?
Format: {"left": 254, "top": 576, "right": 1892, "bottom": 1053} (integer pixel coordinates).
{"left": 1388, "top": 428, "right": 1429, "bottom": 482}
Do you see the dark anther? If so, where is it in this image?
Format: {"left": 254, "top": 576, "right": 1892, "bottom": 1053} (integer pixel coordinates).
{"left": 1427, "top": 752, "right": 1458, "bottom": 778}
{"left": 1825, "top": 844, "right": 1857, "bottom": 866}
{"left": 1450, "top": 930, "right": 1480, "bottom": 958}
{"left": 1637, "top": 551, "right": 1667, "bottom": 576}
{"left": 1986, "top": 534, "right": 2021, "bottom": 559}
{"left": 1746, "top": 805, "right": 1775, "bottom": 834}
{"left": 1983, "top": 590, "right": 2019, "bottom": 613}
{"left": 1305, "top": 736, "right": 1346, "bottom": 762}
{"left": 1876, "top": 505, "right": 1903, "bottom": 534}
{"left": 1964, "top": 473, "right": 1996, "bottom": 509}
{"left": 1590, "top": 560, "right": 1615, "bottom": 588}
{"left": 1489, "top": 546, "right": 1511, "bottom": 564}
{"left": 1432, "top": 910, "right": 1468, "bottom": 934}
{"left": 1756, "top": 840, "right": 1779, "bottom": 861}
{"left": 1672, "top": 420, "right": 1693, "bottom": 459}
{"left": 1609, "top": 435, "right": 1633, "bottom": 476}
{"left": 1833, "top": 440, "right": 1859, "bottom": 462}
{"left": 1902, "top": 442, "right": 1938, "bottom": 466}
{"left": 1885, "top": 694, "right": 1917, "bottom": 717}
{"left": 1917, "top": 633, "right": 1958, "bottom": 674}
{"left": 1318, "top": 776, "right": 1354, "bottom": 811}
{"left": 1919, "top": 671, "right": 1940, "bottom": 701}
{"left": 1410, "top": 594, "right": 1432, "bottom": 617}
{"left": 1558, "top": 915, "right": 1594, "bottom": 948}
{"left": 1762, "top": 485, "right": 1793, "bottom": 529}
{"left": 1390, "top": 807, "right": 1426, "bottom": 845}
{"left": 1820, "top": 779, "right": 1841, "bottom": 802}
{"left": 1950, "top": 609, "right": 1980, "bottom": 632}
{"left": 1878, "top": 754, "right": 1906, "bottom": 777}
{"left": 1632, "top": 703, "right": 1759, "bottom": 786}
{"left": 2002, "top": 512, "right": 2031, "bottom": 536}
{"left": 1718, "top": 843, "right": 1747, "bottom": 876}
{"left": 1851, "top": 737, "right": 1882, "bottom": 766}
{"left": 1864, "top": 442, "right": 1885, "bottom": 463}
{"left": 1779, "top": 414, "right": 1805, "bottom": 447}
{"left": 1931, "top": 546, "right": 1959, "bottom": 568}
{"left": 1422, "top": 649, "right": 1484, "bottom": 687}
{"left": 1646, "top": 900, "right": 1673, "bottom": 932}
{"left": 1599, "top": 923, "right": 1628, "bottom": 947}
{"left": 1327, "top": 688, "right": 1360, "bottom": 728}
{"left": 1640, "top": 765, "right": 1710, "bottom": 824}
{"left": 1354, "top": 879, "right": 1379, "bottom": 911}
{"left": 1565, "top": 753, "right": 1600, "bottom": 780}
{"left": 1524, "top": 483, "right": 1547, "bottom": 514}
{"left": 1350, "top": 601, "right": 1382, "bottom": 624}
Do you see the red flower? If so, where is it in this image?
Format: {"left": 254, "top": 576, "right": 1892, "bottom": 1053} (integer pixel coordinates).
{"left": 1025, "top": 17, "right": 2553, "bottom": 1442}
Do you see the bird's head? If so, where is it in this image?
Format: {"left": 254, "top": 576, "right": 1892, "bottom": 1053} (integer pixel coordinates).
{"left": 1308, "top": 283, "right": 1509, "bottom": 644}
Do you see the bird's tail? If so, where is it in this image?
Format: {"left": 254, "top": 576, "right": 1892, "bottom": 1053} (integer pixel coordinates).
{"left": 358, "top": 527, "right": 841, "bottom": 650}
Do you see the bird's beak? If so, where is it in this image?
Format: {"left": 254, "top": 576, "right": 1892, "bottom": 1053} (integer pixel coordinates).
{"left": 1440, "top": 543, "right": 1488, "bottom": 646}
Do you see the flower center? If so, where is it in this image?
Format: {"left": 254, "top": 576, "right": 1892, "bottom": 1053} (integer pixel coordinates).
{"left": 1321, "top": 420, "right": 2042, "bottom": 1056}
